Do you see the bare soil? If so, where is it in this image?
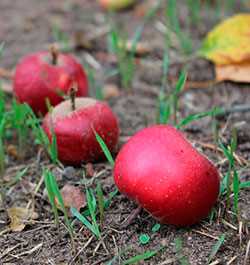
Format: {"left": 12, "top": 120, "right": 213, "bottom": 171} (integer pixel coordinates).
{"left": 0, "top": 1, "right": 250, "bottom": 264}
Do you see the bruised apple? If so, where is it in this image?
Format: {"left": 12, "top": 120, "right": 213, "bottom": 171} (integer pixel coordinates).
{"left": 42, "top": 97, "right": 119, "bottom": 165}
{"left": 14, "top": 48, "right": 88, "bottom": 115}
{"left": 114, "top": 125, "right": 220, "bottom": 227}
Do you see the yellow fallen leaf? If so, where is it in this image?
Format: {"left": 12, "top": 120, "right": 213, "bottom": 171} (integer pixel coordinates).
{"left": 7, "top": 207, "right": 38, "bottom": 232}
{"left": 216, "top": 63, "right": 250, "bottom": 83}
{"left": 199, "top": 14, "right": 250, "bottom": 65}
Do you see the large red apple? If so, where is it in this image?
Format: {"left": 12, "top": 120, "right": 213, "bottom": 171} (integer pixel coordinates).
{"left": 14, "top": 49, "right": 88, "bottom": 115}
{"left": 114, "top": 125, "right": 220, "bottom": 227}
{"left": 42, "top": 97, "right": 119, "bottom": 165}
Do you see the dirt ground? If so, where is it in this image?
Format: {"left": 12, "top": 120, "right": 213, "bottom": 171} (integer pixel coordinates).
{"left": 0, "top": 1, "right": 250, "bottom": 264}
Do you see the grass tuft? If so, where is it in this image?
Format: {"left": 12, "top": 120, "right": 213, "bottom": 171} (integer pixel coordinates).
{"left": 43, "top": 169, "right": 73, "bottom": 238}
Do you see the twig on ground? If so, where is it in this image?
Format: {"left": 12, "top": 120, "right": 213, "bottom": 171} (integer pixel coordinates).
{"left": 69, "top": 235, "right": 94, "bottom": 265}
{"left": 120, "top": 206, "right": 142, "bottom": 228}
{"left": 193, "top": 229, "right": 219, "bottom": 240}
{"left": 244, "top": 239, "right": 250, "bottom": 265}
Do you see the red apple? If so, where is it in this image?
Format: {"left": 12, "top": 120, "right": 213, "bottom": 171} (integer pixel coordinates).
{"left": 114, "top": 125, "right": 220, "bottom": 227}
{"left": 13, "top": 49, "right": 88, "bottom": 115}
{"left": 42, "top": 97, "right": 119, "bottom": 165}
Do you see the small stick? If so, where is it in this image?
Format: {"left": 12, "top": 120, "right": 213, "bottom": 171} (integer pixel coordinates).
{"left": 244, "top": 239, "right": 250, "bottom": 265}
{"left": 49, "top": 44, "right": 59, "bottom": 65}
{"left": 69, "top": 82, "right": 78, "bottom": 111}
{"left": 219, "top": 105, "right": 250, "bottom": 117}
{"left": 120, "top": 206, "right": 142, "bottom": 228}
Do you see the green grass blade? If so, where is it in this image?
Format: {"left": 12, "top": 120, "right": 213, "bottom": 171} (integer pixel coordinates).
{"left": 86, "top": 189, "right": 97, "bottom": 222}
{"left": 177, "top": 107, "right": 222, "bottom": 129}
{"left": 86, "top": 188, "right": 100, "bottom": 237}
{"left": 104, "top": 188, "right": 119, "bottom": 208}
{"left": 52, "top": 24, "right": 70, "bottom": 51}
{"left": 187, "top": 0, "right": 201, "bottom": 25}
{"left": 0, "top": 42, "right": 4, "bottom": 58}
{"left": 231, "top": 127, "right": 237, "bottom": 153}
{"left": 175, "top": 71, "right": 187, "bottom": 94}
{"left": 172, "top": 70, "right": 187, "bottom": 124}
{"left": 233, "top": 169, "right": 239, "bottom": 215}
{"left": 123, "top": 248, "right": 162, "bottom": 265}
{"left": 27, "top": 108, "right": 58, "bottom": 164}
{"left": 50, "top": 128, "right": 58, "bottom": 164}
{"left": 43, "top": 170, "right": 59, "bottom": 225}
{"left": 131, "top": 0, "right": 161, "bottom": 54}
{"left": 96, "top": 182, "right": 105, "bottom": 226}
{"left": 5, "top": 167, "right": 28, "bottom": 187}
{"left": 106, "top": 247, "right": 132, "bottom": 265}
{"left": 71, "top": 207, "right": 100, "bottom": 238}
{"left": 49, "top": 171, "right": 73, "bottom": 235}
{"left": 208, "top": 234, "right": 226, "bottom": 263}
{"left": 240, "top": 181, "right": 250, "bottom": 189}
{"left": 219, "top": 142, "right": 234, "bottom": 167}
{"left": 162, "top": 50, "right": 169, "bottom": 81}
{"left": 158, "top": 97, "right": 171, "bottom": 124}
{"left": 95, "top": 132, "right": 114, "bottom": 166}
{"left": 220, "top": 171, "right": 229, "bottom": 196}
{"left": 174, "top": 237, "right": 190, "bottom": 265}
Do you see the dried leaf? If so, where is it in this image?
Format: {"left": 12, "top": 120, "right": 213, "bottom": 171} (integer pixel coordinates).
{"left": 7, "top": 207, "right": 38, "bottom": 232}
{"left": 73, "top": 31, "right": 92, "bottom": 50}
{"left": 216, "top": 63, "right": 250, "bottom": 83}
{"left": 0, "top": 67, "right": 13, "bottom": 79}
{"left": 124, "top": 41, "right": 151, "bottom": 55}
{"left": 6, "top": 145, "right": 18, "bottom": 159}
{"left": 56, "top": 184, "right": 86, "bottom": 212}
{"left": 200, "top": 14, "right": 250, "bottom": 65}
{"left": 103, "top": 84, "right": 120, "bottom": 100}
{"left": 0, "top": 81, "right": 13, "bottom": 94}
{"left": 85, "top": 163, "right": 95, "bottom": 178}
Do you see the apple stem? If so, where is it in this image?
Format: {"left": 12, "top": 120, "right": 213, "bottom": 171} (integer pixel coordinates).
{"left": 70, "top": 82, "right": 78, "bottom": 111}
{"left": 50, "top": 44, "right": 59, "bottom": 65}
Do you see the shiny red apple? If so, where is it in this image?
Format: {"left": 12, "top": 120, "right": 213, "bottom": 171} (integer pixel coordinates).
{"left": 14, "top": 49, "right": 88, "bottom": 115}
{"left": 114, "top": 125, "right": 220, "bottom": 227}
{"left": 42, "top": 97, "right": 119, "bottom": 165}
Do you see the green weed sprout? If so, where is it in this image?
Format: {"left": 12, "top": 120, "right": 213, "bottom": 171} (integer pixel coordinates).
{"left": 165, "top": 0, "right": 193, "bottom": 55}
{"left": 71, "top": 187, "right": 101, "bottom": 239}
{"left": 43, "top": 169, "right": 73, "bottom": 239}
{"left": 52, "top": 24, "right": 70, "bottom": 51}
{"left": 219, "top": 128, "right": 240, "bottom": 217}
{"left": 11, "top": 101, "right": 31, "bottom": 158}
{"left": 27, "top": 108, "right": 58, "bottom": 164}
